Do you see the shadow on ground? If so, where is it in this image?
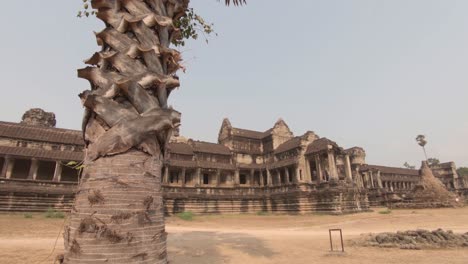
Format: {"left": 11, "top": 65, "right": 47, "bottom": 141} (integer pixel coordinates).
{"left": 167, "top": 231, "right": 274, "bottom": 264}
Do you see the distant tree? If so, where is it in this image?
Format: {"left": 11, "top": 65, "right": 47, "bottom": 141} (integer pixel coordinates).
{"left": 415, "top": 134, "right": 428, "bottom": 160}
{"left": 427, "top": 158, "right": 440, "bottom": 166}
{"left": 403, "top": 162, "right": 415, "bottom": 169}
{"left": 457, "top": 167, "right": 468, "bottom": 177}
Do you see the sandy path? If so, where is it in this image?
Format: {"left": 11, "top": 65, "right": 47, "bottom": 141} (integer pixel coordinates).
{"left": 0, "top": 207, "right": 467, "bottom": 264}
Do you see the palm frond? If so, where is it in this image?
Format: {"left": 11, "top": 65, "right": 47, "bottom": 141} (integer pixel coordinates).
{"left": 224, "top": 0, "right": 247, "bottom": 6}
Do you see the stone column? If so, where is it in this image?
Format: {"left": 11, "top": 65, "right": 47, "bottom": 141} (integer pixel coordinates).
{"left": 234, "top": 169, "right": 240, "bottom": 186}
{"left": 1, "top": 156, "right": 13, "bottom": 179}
{"left": 369, "top": 171, "right": 375, "bottom": 188}
{"left": 195, "top": 167, "right": 201, "bottom": 187}
{"left": 327, "top": 151, "right": 338, "bottom": 181}
{"left": 260, "top": 170, "right": 265, "bottom": 186}
{"left": 315, "top": 155, "right": 323, "bottom": 183}
{"left": 295, "top": 166, "right": 301, "bottom": 183}
{"left": 163, "top": 166, "right": 169, "bottom": 184}
{"left": 304, "top": 158, "right": 312, "bottom": 183}
{"left": 284, "top": 167, "right": 290, "bottom": 184}
{"left": 215, "top": 169, "right": 221, "bottom": 187}
{"left": 53, "top": 161, "right": 62, "bottom": 182}
{"left": 344, "top": 155, "right": 353, "bottom": 181}
{"left": 363, "top": 173, "right": 369, "bottom": 188}
{"left": 376, "top": 171, "right": 383, "bottom": 188}
{"left": 266, "top": 169, "right": 272, "bottom": 186}
{"left": 250, "top": 169, "right": 255, "bottom": 186}
{"left": 276, "top": 169, "right": 281, "bottom": 185}
{"left": 181, "top": 168, "right": 186, "bottom": 187}
{"left": 28, "top": 158, "right": 39, "bottom": 180}
{"left": 0, "top": 156, "right": 11, "bottom": 178}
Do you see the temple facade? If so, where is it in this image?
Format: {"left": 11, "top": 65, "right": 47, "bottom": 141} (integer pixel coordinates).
{"left": 0, "top": 109, "right": 466, "bottom": 213}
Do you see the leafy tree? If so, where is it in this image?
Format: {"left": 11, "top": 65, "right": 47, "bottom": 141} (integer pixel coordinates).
{"left": 427, "top": 158, "right": 440, "bottom": 166}
{"left": 457, "top": 167, "right": 468, "bottom": 177}
{"left": 64, "top": 0, "right": 245, "bottom": 263}
{"left": 403, "top": 162, "right": 415, "bottom": 169}
{"left": 415, "top": 134, "right": 428, "bottom": 160}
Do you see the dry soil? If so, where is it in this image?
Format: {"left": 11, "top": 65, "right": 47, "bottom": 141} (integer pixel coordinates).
{"left": 1, "top": 207, "right": 468, "bottom": 264}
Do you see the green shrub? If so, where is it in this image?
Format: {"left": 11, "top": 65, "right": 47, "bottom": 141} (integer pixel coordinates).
{"left": 45, "top": 208, "right": 65, "bottom": 219}
{"left": 378, "top": 209, "right": 392, "bottom": 214}
{"left": 24, "top": 213, "right": 33, "bottom": 218}
{"left": 177, "top": 211, "right": 194, "bottom": 221}
{"left": 256, "top": 211, "right": 269, "bottom": 216}
{"left": 54, "top": 211, "right": 65, "bottom": 218}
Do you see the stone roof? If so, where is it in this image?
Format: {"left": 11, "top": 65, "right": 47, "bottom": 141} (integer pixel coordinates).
{"left": 198, "top": 161, "right": 235, "bottom": 170}
{"left": 430, "top": 162, "right": 455, "bottom": 169}
{"left": 268, "top": 157, "right": 298, "bottom": 169}
{"left": 0, "top": 146, "right": 83, "bottom": 161}
{"left": 274, "top": 137, "right": 301, "bottom": 154}
{"left": 0, "top": 121, "right": 83, "bottom": 146}
{"left": 236, "top": 149, "right": 263, "bottom": 155}
{"left": 238, "top": 163, "right": 265, "bottom": 170}
{"left": 191, "top": 141, "right": 232, "bottom": 156}
{"left": 305, "top": 138, "right": 339, "bottom": 155}
{"left": 167, "top": 159, "right": 197, "bottom": 168}
{"left": 231, "top": 127, "right": 268, "bottom": 140}
{"left": 168, "top": 142, "right": 193, "bottom": 155}
{"left": 361, "top": 165, "right": 419, "bottom": 176}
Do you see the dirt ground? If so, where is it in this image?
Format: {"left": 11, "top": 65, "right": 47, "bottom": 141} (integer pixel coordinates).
{"left": 1, "top": 207, "right": 468, "bottom": 264}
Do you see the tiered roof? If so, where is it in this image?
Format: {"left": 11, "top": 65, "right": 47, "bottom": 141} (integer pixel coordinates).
{"left": 305, "top": 138, "right": 340, "bottom": 155}
{"left": 0, "top": 121, "right": 83, "bottom": 145}
{"left": 361, "top": 164, "right": 419, "bottom": 176}
{"left": 274, "top": 137, "right": 301, "bottom": 154}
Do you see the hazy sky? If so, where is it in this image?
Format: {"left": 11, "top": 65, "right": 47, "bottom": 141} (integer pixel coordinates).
{"left": 0, "top": 1, "right": 466, "bottom": 167}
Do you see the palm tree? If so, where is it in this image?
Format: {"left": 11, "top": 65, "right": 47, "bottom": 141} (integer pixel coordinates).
{"left": 63, "top": 0, "right": 245, "bottom": 263}
{"left": 415, "top": 134, "right": 428, "bottom": 161}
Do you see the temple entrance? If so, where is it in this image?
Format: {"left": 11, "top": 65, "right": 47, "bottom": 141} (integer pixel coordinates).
{"left": 170, "top": 170, "right": 179, "bottom": 184}
{"left": 254, "top": 171, "right": 261, "bottom": 186}
{"left": 240, "top": 173, "right": 247, "bottom": 185}
{"left": 310, "top": 160, "right": 318, "bottom": 182}
{"left": 203, "top": 173, "right": 209, "bottom": 185}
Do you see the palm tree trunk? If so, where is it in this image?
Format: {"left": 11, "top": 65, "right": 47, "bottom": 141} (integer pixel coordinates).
{"left": 64, "top": 151, "right": 167, "bottom": 263}
{"left": 423, "top": 146, "right": 428, "bottom": 161}
{"left": 63, "top": 0, "right": 187, "bottom": 263}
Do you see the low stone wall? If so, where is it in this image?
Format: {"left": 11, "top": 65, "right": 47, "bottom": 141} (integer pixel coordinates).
{"left": 0, "top": 179, "right": 369, "bottom": 214}
{"left": 163, "top": 183, "right": 369, "bottom": 215}
{"left": 0, "top": 179, "right": 76, "bottom": 212}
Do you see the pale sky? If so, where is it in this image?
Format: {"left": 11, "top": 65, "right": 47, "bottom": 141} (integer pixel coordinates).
{"left": 0, "top": 1, "right": 466, "bottom": 167}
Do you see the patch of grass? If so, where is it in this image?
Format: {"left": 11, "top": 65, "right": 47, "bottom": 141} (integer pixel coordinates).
{"left": 177, "top": 211, "right": 194, "bottom": 221}
{"left": 45, "top": 208, "right": 65, "bottom": 219}
{"left": 24, "top": 213, "right": 33, "bottom": 218}
{"left": 256, "top": 211, "right": 269, "bottom": 216}
{"left": 379, "top": 209, "right": 392, "bottom": 215}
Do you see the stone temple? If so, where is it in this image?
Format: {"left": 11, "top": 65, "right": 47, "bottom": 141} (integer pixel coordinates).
{"left": 0, "top": 109, "right": 466, "bottom": 213}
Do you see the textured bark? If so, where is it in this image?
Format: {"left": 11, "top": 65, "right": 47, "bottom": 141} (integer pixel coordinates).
{"left": 64, "top": 0, "right": 188, "bottom": 263}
